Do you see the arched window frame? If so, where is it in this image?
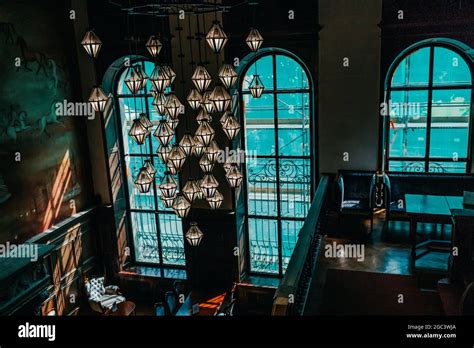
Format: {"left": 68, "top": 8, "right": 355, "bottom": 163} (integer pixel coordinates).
{"left": 383, "top": 38, "right": 474, "bottom": 174}
{"left": 236, "top": 48, "right": 316, "bottom": 277}
{"left": 104, "top": 55, "right": 186, "bottom": 270}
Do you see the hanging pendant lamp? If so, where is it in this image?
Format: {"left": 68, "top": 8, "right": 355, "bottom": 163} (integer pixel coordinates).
{"left": 211, "top": 85, "right": 231, "bottom": 112}
{"left": 159, "top": 171, "right": 178, "bottom": 199}
{"left": 156, "top": 144, "right": 173, "bottom": 163}
{"left": 146, "top": 35, "right": 162, "bottom": 58}
{"left": 186, "top": 222, "right": 204, "bottom": 246}
{"left": 179, "top": 133, "right": 196, "bottom": 157}
{"left": 249, "top": 74, "right": 264, "bottom": 98}
{"left": 88, "top": 86, "right": 109, "bottom": 113}
{"left": 195, "top": 122, "right": 215, "bottom": 147}
{"left": 167, "top": 145, "right": 186, "bottom": 173}
{"left": 200, "top": 174, "right": 219, "bottom": 199}
{"left": 187, "top": 89, "right": 202, "bottom": 110}
{"left": 199, "top": 154, "right": 214, "bottom": 173}
{"left": 134, "top": 167, "right": 153, "bottom": 193}
{"left": 206, "top": 21, "right": 228, "bottom": 53}
{"left": 149, "top": 65, "right": 170, "bottom": 94}
{"left": 222, "top": 114, "right": 241, "bottom": 140}
{"left": 81, "top": 30, "right": 102, "bottom": 58}
{"left": 226, "top": 164, "right": 244, "bottom": 188}
{"left": 218, "top": 64, "right": 238, "bottom": 89}
{"left": 182, "top": 180, "right": 201, "bottom": 203}
{"left": 205, "top": 140, "right": 221, "bottom": 163}
{"left": 129, "top": 118, "right": 149, "bottom": 145}
{"left": 192, "top": 65, "right": 212, "bottom": 93}
{"left": 153, "top": 120, "right": 174, "bottom": 147}
{"left": 173, "top": 194, "right": 191, "bottom": 218}
{"left": 246, "top": 28, "right": 264, "bottom": 52}
{"left": 207, "top": 190, "right": 224, "bottom": 210}
{"left": 165, "top": 93, "right": 183, "bottom": 120}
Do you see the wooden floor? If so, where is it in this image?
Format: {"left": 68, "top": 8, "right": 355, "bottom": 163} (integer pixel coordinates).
{"left": 304, "top": 212, "right": 450, "bottom": 315}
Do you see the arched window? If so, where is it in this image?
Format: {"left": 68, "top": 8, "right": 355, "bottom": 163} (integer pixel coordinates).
{"left": 239, "top": 50, "right": 314, "bottom": 276}
{"left": 384, "top": 39, "right": 473, "bottom": 173}
{"left": 114, "top": 58, "right": 185, "bottom": 266}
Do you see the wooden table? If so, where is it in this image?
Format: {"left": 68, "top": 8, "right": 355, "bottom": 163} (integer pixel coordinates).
{"left": 175, "top": 291, "right": 226, "bottom": 316}
{"left": 405, "top": 194, "right": 464, "bottom": 265}
{"left": 105, "top": 301, "right": 136, "bottom": 316}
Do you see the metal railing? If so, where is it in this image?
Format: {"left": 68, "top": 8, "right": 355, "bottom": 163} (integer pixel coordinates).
{"left": 271, "top": 175, "right": 330, "bottom": 315}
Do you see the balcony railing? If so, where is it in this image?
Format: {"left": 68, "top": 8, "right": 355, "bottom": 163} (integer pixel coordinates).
{"left": 271, "top": 175, "right": 330, "bottom": 315}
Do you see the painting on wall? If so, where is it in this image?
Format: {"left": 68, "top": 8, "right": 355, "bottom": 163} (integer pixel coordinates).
{"left": 0, "top": 0, "right": 93, "bottom": 244}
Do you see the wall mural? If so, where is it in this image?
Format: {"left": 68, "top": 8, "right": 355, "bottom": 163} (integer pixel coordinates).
{"left": 0, "top": 0, "right": 92, "bottom": 244}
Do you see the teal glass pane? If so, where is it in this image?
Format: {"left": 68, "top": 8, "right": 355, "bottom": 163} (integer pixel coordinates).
{"left": 131, "top": 212, "right": 160, "bottom": 264}
{"left": 389, "top": 90, "right": 428, "bottom": 158}
{"left": 277, "top": 93, "right": 310, "bottom": 156}
{"left": 119, "top": 96, "right": 151, "bottom": 154}
{"left": 242, "top": 55, "right": 274, "bottom": 91}
{"left": 276, "top": 55, "right": 309, "bottom": 90}
{"left": 389, "top": 161, "right": 425, "bottom": 172}
{"left": 246, "top": 158, "right": 278, "bottom": 217}
{"left": 279, "top": 159, "right": 311, "bottom": 218}
{"left": 159, "top": 213, "right": 185, "bottom": 266}
{"left": 127, "top": 156, "right": 156, "bottom": 210}
{"left": 281, "top": 219, "right": 304, "bottom": 272}
{"left": 248, "top": 218, "right": 279, "bottom": 274}
{"left": 433, "top": 47, "right": 471, "bottom": 86}
{"left": 430, "top": 89, "right": 471, "bottom": 158}
{"left": 429, "top": 162, "right": 467, "bottom": 173}
{"left": 391, "top": 47, "right": 430, "bottom": 88}
{"left": 244, "top": 93, "right": 276, "bottom": 156}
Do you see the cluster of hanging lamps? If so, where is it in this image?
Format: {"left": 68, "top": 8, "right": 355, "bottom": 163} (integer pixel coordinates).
{"left": 186, "top": 222, "right": 204, "bottom": 246}
{"left": 109, "top": 8, "right": 263, "bottom": 245}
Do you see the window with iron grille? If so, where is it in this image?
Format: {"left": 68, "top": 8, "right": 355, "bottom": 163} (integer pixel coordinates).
{"left": 384, "top": 40, "right": 473, "bottom": 173}
{"left": 239, "top": 51, "right": 314, "bottom": 276}
{"left": 114, "top": 59, "right": 185, "bottom": 267}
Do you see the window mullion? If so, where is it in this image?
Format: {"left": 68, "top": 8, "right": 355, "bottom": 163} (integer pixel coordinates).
{"left": 425, "top": 46, "right": 435, "bottom": 172}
